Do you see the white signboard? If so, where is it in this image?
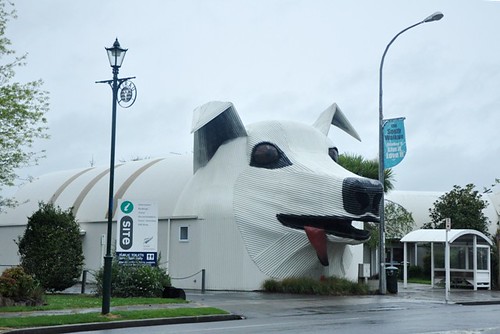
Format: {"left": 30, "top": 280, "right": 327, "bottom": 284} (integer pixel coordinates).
{"left": 116, "top": 199, "right": 158, "bottom": 265}
{"left": 445, "top": 218, "right": 451, "bottom": 231}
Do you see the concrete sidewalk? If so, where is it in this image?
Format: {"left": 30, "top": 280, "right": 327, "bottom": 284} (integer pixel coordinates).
{"left": 395, "top": 282, "right": 500, "bottom": 305}
{"left": 64, "top": 281, "right": 500, "bottom": 305}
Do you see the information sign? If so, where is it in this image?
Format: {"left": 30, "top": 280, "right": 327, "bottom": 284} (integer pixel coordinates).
{"left": 116, "top": 200, "right": 158, "bottom": 265}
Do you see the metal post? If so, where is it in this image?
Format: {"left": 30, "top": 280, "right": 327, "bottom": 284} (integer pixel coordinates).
{"left": 497, "top": 234, "right": 500, "bottom": 291}
{"left": 201, "top": 269, "right": 206, "bottom": 294}
{"left": 81, "top": 269, "right": 88, "bottom": 294}
{"left": 377, "top": 12, "right": 443, "bottom": 294}
{"left": 431, "top": 242, "right": 435, "bottom": 287}
{"left": 445, "top": 227, "right": 450, "bottom": 303}
{"left": 473, "top": 235, "right": 478, "bottom": 291}
{"left": 102, "top": 66, "right": 119, "bottom": 315}
{"left": 97, "top": 39, "right": 136, "bottom": 315}
{"left": 403, "top": 242, "right": 407, "bottom": 288}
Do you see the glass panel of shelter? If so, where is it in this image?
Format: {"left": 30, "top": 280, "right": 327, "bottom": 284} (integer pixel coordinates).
{"left": 433, "top": 244, "right": 488, "bottom": 271}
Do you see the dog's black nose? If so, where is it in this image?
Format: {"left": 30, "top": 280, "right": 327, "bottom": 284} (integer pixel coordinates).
{"left": 342, "top": 177, "right": 383, "bottom": 218}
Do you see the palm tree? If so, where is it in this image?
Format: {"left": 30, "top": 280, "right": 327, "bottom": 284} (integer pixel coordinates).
{"left": 338, "top": 153, "right": 394, "bottom": 193}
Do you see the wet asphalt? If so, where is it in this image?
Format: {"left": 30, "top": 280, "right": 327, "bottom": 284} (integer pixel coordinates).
{"left": 2, "top": 283, "right": 500, "bottom": 333}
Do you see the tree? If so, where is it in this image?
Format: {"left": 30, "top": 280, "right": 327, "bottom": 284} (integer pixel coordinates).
{"left": 423, "top": 184, "right": 490, "bottom": 236}
{"left": 0, "top": 0, "right": 49, "bottom": 212}
{"left": 364, "top": 201, "right": 415, "bottom": 250}
{"left": 492, "top": 227, "right": 499, "bottom": 289}
{"left": 385, "top": 201, "right": 415, "bottom": 239}
{"left": 17, "top": 202, "right": 84, "bottom": 292}
{"left": 338, "top": 153, "right": 395, "bottom": 192}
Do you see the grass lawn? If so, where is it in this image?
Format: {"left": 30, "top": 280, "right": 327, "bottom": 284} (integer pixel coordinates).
{"left": 0, "top": 294, "right": 229, "bottom": 329}
{"left": 406, "top": 278, "right": 431, "bottom": 284}
{"left": 0, "top": 307, "right": 228, "bottom": 329}
{"left": 0, "top": 294, "right": 187, "bottom": 313}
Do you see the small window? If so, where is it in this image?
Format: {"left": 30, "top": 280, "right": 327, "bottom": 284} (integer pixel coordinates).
{"left": 179, "top": 226, "right": 189, "bottom": 242}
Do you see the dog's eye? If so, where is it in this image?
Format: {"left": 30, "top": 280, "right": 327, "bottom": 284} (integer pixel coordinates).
{"left": 252, "top": 143, "right": 279, "bottom": 165}
{"left": 329, "top": 147, "right": 339, "bottom": 163}
{"left": 250, "top": 142, "right": 292, "bottom": 169}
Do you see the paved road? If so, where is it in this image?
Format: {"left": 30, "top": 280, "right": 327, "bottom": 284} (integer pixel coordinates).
{"left": 76, "top": 287, "right": 500, "bottom": 334}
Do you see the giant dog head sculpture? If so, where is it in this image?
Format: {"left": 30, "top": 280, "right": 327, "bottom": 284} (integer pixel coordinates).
{"left": 175, "top": 101, "right": 382, "bottom": 278}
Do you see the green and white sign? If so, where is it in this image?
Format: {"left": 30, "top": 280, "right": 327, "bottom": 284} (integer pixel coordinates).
{"left": 116, "top": 199, "right": 158, "bottom": 265}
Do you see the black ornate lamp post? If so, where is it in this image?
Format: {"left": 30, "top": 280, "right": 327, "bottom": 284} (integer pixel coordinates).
{"left": 378, "top": 12, "right": 443, "bottom": 294}
{"left": 96, "top": 38, "right": 136, "bottom": 314}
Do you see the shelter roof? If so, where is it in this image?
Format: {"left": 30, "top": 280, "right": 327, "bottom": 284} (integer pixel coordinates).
{"left": 400, "top": 229, "right": 492, "bottom": 246}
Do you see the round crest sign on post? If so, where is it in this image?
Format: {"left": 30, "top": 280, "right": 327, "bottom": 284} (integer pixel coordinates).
{"left": 118, "top": 80, "right": 137, "bottom": 108}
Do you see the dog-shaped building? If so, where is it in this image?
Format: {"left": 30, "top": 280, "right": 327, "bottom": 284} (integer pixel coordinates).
{"left": 171, "top": 101, "right": 382, "bottom": 289}
{"left": 0, "top": 101, "right": 382, "bottom": 290}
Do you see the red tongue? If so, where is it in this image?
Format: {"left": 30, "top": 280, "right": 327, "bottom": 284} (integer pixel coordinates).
{"left": 304, "top": 226, "right": 329, "bottom": 266}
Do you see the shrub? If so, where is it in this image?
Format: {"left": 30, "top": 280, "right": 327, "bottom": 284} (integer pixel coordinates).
{"left": 423, "top": 253, "right": 432, "bottom": 277}
{"left": 408, "top": 265, "right": 423, "bottom": 279}
{"left": 492, "top": 228, "right": 499, "bottom": 290}
{"left": 262, "top": 276, "right": 369, "bottom": 296}
{"left": 0, "top": 266, "right": 44, "bottom": 306}
{"left": 262, "top": 278, "right": 281, "bottom": 292}
{"left": 17, "top": 202, "right": 84, "bottom": 292}
{"left": 95, "top": 260, "right": 171, "bottom": 298}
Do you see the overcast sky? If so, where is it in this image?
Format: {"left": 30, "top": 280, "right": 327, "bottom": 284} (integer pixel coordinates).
{"left": 4, "top": 0, "right": 500, "bottom": 195}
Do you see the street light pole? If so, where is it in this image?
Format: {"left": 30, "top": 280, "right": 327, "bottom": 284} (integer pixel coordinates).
{"left": 96, "top": 39, "right": 135, "bottom": 314}
{"left": 378, "top": 12, "right": 443, "bottom": 294}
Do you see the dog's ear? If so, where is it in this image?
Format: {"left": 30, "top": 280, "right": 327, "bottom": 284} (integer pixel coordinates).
{"left": 313, "top": 103, "right": 361, "bottom": 141}
{"left": 192, "top": 101, "right": 247, "bottom": 172}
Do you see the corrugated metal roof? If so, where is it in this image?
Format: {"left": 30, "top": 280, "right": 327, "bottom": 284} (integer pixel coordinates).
{"left": 1, "top": 155, "right": 193, "bottom": 225}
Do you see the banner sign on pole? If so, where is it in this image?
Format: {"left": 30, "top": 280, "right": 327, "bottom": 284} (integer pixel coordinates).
{"left": 383, "top": 117, "right": 407, "bottom": 169}
{"left": 116, "top": 199, "right": 158, "bottom": 266}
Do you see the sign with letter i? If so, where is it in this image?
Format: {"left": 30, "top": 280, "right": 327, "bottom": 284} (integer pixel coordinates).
{"left": 116, "top": 199, "right": 158, "bottom": 265}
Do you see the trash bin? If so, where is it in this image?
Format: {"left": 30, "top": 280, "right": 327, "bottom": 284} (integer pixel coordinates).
{"left": 386, "top": 266, "right": 398, "bottom": 294}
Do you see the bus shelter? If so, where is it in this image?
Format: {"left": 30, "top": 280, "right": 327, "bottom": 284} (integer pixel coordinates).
{"left": 400, "top": 229, "right": 492, "bottom": 290}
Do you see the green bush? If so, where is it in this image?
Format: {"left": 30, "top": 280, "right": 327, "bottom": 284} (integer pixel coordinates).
{"left": 262, "top": 278, "right": 281, "bottom": 292}
{"left": 0, "top": 266, "right": 44, "bottom": 305}
{"left": 492, "top": 229, "right": 499, "bottom": 290}
{"left": 408, "top": 265, "right": 423, "bottom": 278}
{"left": 262, "top": 276, "right": 369, "bottom": 296}
{"left": 95, "top": 261, "right": 171, "bottom": 298}
{"left": 17, "top": 202, "right": 84, "bottom": 292}
{"left": 423, "top": 253, "right": 432, "bottom": 277}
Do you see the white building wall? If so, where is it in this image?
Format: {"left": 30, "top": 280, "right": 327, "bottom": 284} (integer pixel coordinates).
{"left": 0, "top": 225, "right": 24, "bottom": 274}
{"left": 168, "top": 219, "right": 201, "bottom": 290}
{"left": 198, "top": 217, "right": 268, "bottom": 291}
{"left": 79, "top": 222, "right": 108, "bottom": 276}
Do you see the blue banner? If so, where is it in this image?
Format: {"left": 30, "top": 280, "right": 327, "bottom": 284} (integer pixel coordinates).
{"left": 383, "top": 117, "right": 406, "bottom": 169}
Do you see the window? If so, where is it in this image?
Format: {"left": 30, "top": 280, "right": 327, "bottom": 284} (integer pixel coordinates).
{"left": 179, "top": 226, "right": 189, "bottom": 242}
{"left": 467, "top": 246, "right": 489, "bottom": 270}
{"left": 450, "top": 246, "right": 466, "bottom": 269}
{"left": 477, "top": 247, "right": 489, "bottom": 270}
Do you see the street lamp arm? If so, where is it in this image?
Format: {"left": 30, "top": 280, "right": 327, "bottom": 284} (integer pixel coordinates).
{"left": 379, "top": 20, "right": 424, "bottom": 121}
{"left": 378, "top": 11, "right": 443, "bottom": 121}
{"left": 95, "top": 76, "right": 136, "bottom": 85}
